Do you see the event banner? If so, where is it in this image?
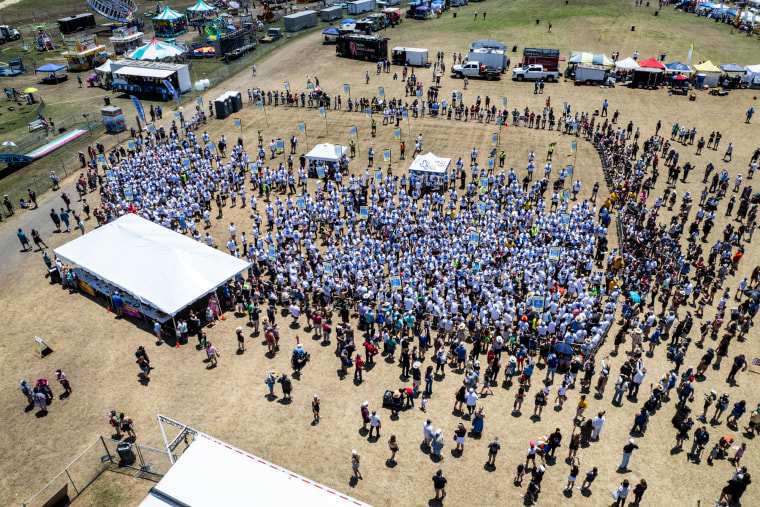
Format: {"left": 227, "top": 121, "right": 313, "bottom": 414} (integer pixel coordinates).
{"left": 130, "top": 95, "right": 146, "bottom": 123}
{"left": 123, "top": 304, "right": 142, "bottom": 318}
{"left": 162, "top": 79, "right": 179, "bottom": 102}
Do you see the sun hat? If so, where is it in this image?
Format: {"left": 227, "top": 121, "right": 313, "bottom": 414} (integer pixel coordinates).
{"left": 362, "top": 401, "right": 369, "bottom": 407}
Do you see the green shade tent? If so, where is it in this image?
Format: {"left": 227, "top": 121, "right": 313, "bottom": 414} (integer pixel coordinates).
{"left": 569, "top": 52, "right": 614, "bottom": 67}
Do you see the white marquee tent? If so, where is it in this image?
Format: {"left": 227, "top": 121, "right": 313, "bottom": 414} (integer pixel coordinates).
{"left": 408, "top": 152, "right": 451, "bottom": 177}
{"left": 139, "top": 434, "right": 368, "bottom": 507}
{"left": 615, "top": 57, "right": 639, "bottom": 70}
{"left": 53, "top": 214, "right": 250, "bottom": 321}
{"left": 304, "top": 143, "right": 348, "bottom": 163}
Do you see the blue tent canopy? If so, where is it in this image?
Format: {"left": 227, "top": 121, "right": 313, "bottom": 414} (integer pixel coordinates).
{"left": 341, "top": 18, "right": 356, "bottom": 24}
{"left": 663, "top": 61, "right": 693, "bottom": 73}
{"left": 35, "top": 63, "right": 68, "bottom": 73}
{"left": 323, "top": 27, "right": 339, "bottom": 35}
{"left": 720, "top": 63, "right": 745, "bottom": 72}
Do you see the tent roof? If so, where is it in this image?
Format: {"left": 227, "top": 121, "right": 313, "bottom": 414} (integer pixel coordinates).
{"left": 720, "top": 63, "right": 745, "bottom": 72}
{"left": 745, "top": 64, "right": 760, "bottom": 73}
{"left": 187, "top": 0, "right": 216, "bottom": 12}
{"left": 53, "top": 214, "right": 249, "bottom": 317}
{"left": 694, "top": 60, "right": 721, "bottom": 73}
{"left": 305, "top": 143, "right": 347, "bottom": 163}
{"left": 128, "top": 39, "right": 185, "bottom": 60}
{"left": 323, "top": 27, "right": 339, "bottom": 35}
{"left": 615, "top": 57, "right": 639, "bottom": 70}
{"left": 409, "top": 152, "right": 451, "bottom": 175}
{"left": 95, "top": 58, "right": 113, "bottom": 73}
{"left": 638, "top": 57, "right": 666, "bottom": 70}
{"left": 35, "top": 63, "right": 67, "bottom": 73}
{"left": 663, "top": 61, "right": 693, "bottom": 73}
{"left": 153, "top": 6, "right": 186, "bottom": 21}
{"left": 470, "top": 39, "right": 508, "bottom": 51}
{"left": 139, "top": 436, "right": 368, "bottom": 507}
{"left": 569, "top": 52, "right": 614, "bottom": 67}
{"left": 113, "top": 66, "right": 175, "bottom": 78}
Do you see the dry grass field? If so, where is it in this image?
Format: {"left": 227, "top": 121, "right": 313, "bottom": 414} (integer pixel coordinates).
{"left": 1, "top": 2, "right": 760, "bottom": 506}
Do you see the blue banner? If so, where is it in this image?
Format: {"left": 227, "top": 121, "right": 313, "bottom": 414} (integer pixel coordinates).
{"left": 162, "top": 79, "right": 178, "bottom": 102}
{"left": 130, "top": 95, "right": 146, "bottom": 123}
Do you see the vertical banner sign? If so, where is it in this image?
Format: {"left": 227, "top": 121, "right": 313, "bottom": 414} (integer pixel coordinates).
{"left": 162, "top": 79, "right": 178, "bottom": 102}
{"left": 205, "top": 141, "right": 216, "bottom": 152}
{"left": 234, "top": 118, "right": 241, "bottom": 130}
{"left": 394, "top": 128, "right": 401, "bottom": 139}
{"left": 375, "top": 170, "right": 382, "bottom": 182}
{"left": 276, "top": 139, "right": 284, "bottom": 152}
{"left": 316, "top": 165, "right": 325, "bottom": 179}
{"left": 389, "top": 275, "right": 402, "bottom": 291}
{"left": 457, "top": 92, "right": 462, "bottom": 102}
{"left": 308, "top": 83, "right": 314, "bottom": 91}
{"left": 146, "top": 125, "right": 156, "bottom": 134}
{"left": 343, "top": 84, "right": 350, "bottom": 94}
{"left": 319, "top": 107, "right": 325, "bottom": 117}
{"left": 334, "top": 145, "right": 342, "bottom": 158}
{"left": 378, "top": 87, "right": 384, "bottom": 97}
{"left": 533, "top": 297, "right": 545, "bottom": 313}
{"left": 284, "top": 82, "right": 290, "bottom": 90}
{"left": 130, "top": 95, "right": 146, "bottom": 123}
{"left": 480, "top": 177, "right": 489, "bottom": 188}
{"left": 268, "top": 245, "right": 276, "bottom": 262}
{"left": 182, "top": 158, "right": 191, "bottom": 168}
{"left": 383, "top": 149, "right": 391, "bottom": 161}
{"left": 197, "top": 97, "right": 202, "bottom": 106}
{"left": 492, "top": 133, "right": 498, "bottom": 145}
{"left": 571, "top": 141, "right": 577, "bottom": 153}
{"left": 563, "top": 102, "right": 568, "bottom": 114}
{"left": 174, "top": 112, "right": 180, "bottom": 119}
{"left": 470, "top": 232, "right": 480, "bottom": 247}
{"left": 257, "top": 101, "right": 264, "bottom": 110}
{"left": 123, "top": 185, "right": 134, "bottom": 201}
{"left": 687, "top": 44, "right": 693, "bottom": 66}
{"left": 350, "top": 125, "right": 357, "bottom": 137}
{"left": 503, "top": 97, "right": 507, "bottom": 107}
{"left": 496, "top": 117, "right": 502, "bottom": 126}
{"left": 416, "top": 90, "right": 421, "bottom": 98}
{"left": 297, "top": 196, "right": 305, "bottom": 209}
{"left": 323, "top": 262, "right": 333, "bottom": 277}
{"left": 365, "top": 108, "right": 371, "bottom": 118}
{"left": 488, "top": 158, "right": 495, "bottom": 169}
{"left": 299, "top": 122, "right": 306, "bottom": 132}
{"left": 478, "top": 202, "right": 486, "bottom": 215}
{"left": 97, "top": 154, "right": 106, "bottom": 165}
{"left": 566, "top": 166, "right": 573, "bottom": 179}
{"left": 402, "top": 110, "right": 407, "bottom": 120}
{"left": 127, "top": 141, "right": 135, "bottom": 150}
{"left": 360, "top": 206, "right": 369, "bottom": 220}
{"left": 549, "top": 247, "right": 562, "bottom": 261}
{"left": 561, "top": 213, "right": 571, "bottom": 227}
{"left": 562, "top": 189, "right": 570, "bottom": 201}
{"left": 106, "top": 170, "right": 115, "bottom": 181}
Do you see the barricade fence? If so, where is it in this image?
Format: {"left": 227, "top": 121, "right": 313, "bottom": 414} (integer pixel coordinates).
{"left": 22, "top": 437, "right": 177, "bottom": 507}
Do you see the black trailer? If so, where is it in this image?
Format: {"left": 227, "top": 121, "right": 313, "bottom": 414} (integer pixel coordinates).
{"left": 630, "top": 68, "right": 663, "bottom": 90}
{"left": 57, "top": 13, "right": 96, "bottom": 34}
{"left": 336, "top": 34, "right": 389, "bottom": 62}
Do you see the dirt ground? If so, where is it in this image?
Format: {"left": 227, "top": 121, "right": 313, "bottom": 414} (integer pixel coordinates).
{"left": 1, "top": 7, "right": 760, "bottom": 507}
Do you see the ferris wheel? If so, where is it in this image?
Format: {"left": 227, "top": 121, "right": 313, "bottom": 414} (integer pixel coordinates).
{"left": 87, "top": 0, "right": 137, "bottom": 23}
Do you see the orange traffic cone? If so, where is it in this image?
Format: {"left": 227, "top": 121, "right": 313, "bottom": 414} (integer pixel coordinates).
{"left": 107, "top": 306, "right": 111, "bottom": 312}
{"left": 221, "top": 315, "right": 226, "bottom": 321}
{"left": 176, "top": 341, "right": 180, "bottom": 348}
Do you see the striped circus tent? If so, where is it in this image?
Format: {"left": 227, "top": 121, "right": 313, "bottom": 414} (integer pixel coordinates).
{"left": 569, "top": 52, "right": 615, "bottom": 67}
{"left": 128, "top": 39, "right": 185, "bottom": 60}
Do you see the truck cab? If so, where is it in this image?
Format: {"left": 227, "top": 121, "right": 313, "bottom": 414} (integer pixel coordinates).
{"left": 0, "top": 25, "right": 21, "bottom": 43}
{"left": 451, "top": 61, "right": 501, "bottom": 80}
{"left": 511, "top": 64, "right": 559, "bottom": 82}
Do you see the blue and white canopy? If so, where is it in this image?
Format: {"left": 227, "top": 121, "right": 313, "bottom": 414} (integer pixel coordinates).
{"left": 153, "top": 6, "right": 186, "bottom": 21}
{"left": 128, "top": 39, "right": 185, "bottom": 60}
{"left": 663, "top": 61, "right": 693, "bottom": 74}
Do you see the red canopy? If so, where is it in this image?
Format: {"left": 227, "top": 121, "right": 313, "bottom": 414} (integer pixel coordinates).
{"left": 638, "top": 57, "right": 666, "bottom": 70}
{"left": 673, "top": 74, "right": 689, "bottom": 81}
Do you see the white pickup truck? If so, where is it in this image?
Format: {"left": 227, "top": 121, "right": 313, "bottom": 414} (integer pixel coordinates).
{"left": 511, "top": 64, "right": 560, "bottom": 82}
{"left": 451, "top": 61, "right": 501, "bottom": 81}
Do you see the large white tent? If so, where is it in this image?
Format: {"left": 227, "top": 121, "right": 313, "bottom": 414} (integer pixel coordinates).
{"left": 139, "top": 434, "right": 368, "bottom": 507}
{"left": 53, "top": 214, "right": 250, "bottom": 321}
{"left": 408, "top": 152, "right": 451, "bottom": 177}
{"left": 304, "top": 143, "right": 348, "bottom": 163}
{"left": 615, "top": 57, "right": 639, "bottom": 70}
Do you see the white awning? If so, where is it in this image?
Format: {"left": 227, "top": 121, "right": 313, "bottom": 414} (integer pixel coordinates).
{"left": 409, "top": 152, "right": 451, "bottom": 175}
{"left": 139, "top": 436, "right": 369, "bottom": 507}
{"left": 113, "top": 67, "right": 175, "bottom": 78}
{"left": 53, "top": 214, "right": 250, "bottom": 317}
{"left": 304, "top": 143, "right": 347, "bottom": 163}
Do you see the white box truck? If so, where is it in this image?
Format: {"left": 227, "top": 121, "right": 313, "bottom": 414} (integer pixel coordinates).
{"left": 574, "top": 64, "right": 608, "bottom": 86}
{"left": 391, "top": 47, "right": 428, "bottom": 66}
{"left": 348, "top": 0, "right": 376, "bottom": 15}
{"left": 467, "top": 48, "right": 507, "bottom": 73}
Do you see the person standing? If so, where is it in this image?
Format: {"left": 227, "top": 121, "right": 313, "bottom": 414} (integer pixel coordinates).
{"left": 566, "top": 457, "right": 580, "bottom": 491}
{"left": 432, "top": 469, "right": 447, "bottom": 501}
{"left": 486, "top": 437, "right": 500, "bottom": 467}
{"left": 727, "top": 354, "right": 748, "bottom": 382}
{"left": 33, "top": 390, "right": 48, "bottom": 413}
{"left": 205, "top": 342, "right": 218, "bottom": 368}
{"left": 119, "top": 413, "right": 136, "bottom": 438}
{"left": 351, "top": 450, "right": 363, "bottom": 480}
{"left": 137, "top": 355, "right": 150, "bottom": 379}
{"left": 690, "top": 426, "right": 709, "bottom": 461}
{"left": 388, "top": 435, "right": 399, "bottom": 462}
{"left": 454, "top": 423, "right": 467, "bottom": 453}
{"left": 17, "top": 229, "right": 31, "bottom": 252}
{"left": 312, "top": 394, "right": 321, "bottom": 423}
{"left": 109, "top": 410, "right": 122, "bottom": 438}
{"left": 50, "top": 208, "right": 62, "bottom": 232}
{"left": 368, "top": 410, "right": 381, "bottom": 437}
{"left": 265, "top": 371, "right": 277, "bottom": 398}
{"left": 112, "top": 291, "right": 124, "bottom": 317}
{"left": 55, "top": 370, "right": 72, "bottom": 395}
{"left": 614, "top": 479, "right": 631, "bottom": 506}
{"left": 354, "top": 353, "right": 364, "bottom": 383}
{"left": 618, "top": 438, "right": 639, "bottom": 470}
{"left": 361, "top": 401, "right": 370, "bottom": 430}
{"left": 578, "top": 466, "right": 598, "bottom": 492}
{"left": 279, "top": 373, "right": 292, "bottom": 400}
{"left": 59, "top": 208, "right": 70, "bottom": 232}
{"left": 30, "top": 229, "right": 48, "bottom": 250}
{"left": 591, "top": 411, "right": 606, "bottom": 440}
{"left": 236, "top": 326, "right": 245, "bottom": 352}
{"left": 632, "top": 479, "right": 647, "bottom": 505}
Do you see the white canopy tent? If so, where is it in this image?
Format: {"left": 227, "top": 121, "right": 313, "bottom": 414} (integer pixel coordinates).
{"left": 745, "top": 64, "right": 760, "bottom": 87}
{"left": 139, "top": 434, "right": 368, "bottom": 507}
{"left": 53, "top": 214, "right": 250, "bottom": 322}
{"left": 615, "top": 57, "right": 639, "bottom": 70}
{"left": 408, "top": 152, "right": 451, "bottom": 177}
{"left": 304, "top": 143, "right": 348, "bottom": 163}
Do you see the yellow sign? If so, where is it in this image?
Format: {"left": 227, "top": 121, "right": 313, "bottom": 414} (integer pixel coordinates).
{"left": 34, "top": 336, "right": 52, "bottom": 359}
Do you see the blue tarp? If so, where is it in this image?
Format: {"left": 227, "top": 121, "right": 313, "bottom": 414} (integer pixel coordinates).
{"left": 35, "top": 63, "right": 67, "bottom": 73}
{"left": 663, "top": 61, "right": 693, "bottom": 73}
{"left": 341, "top": 18, "right": 356, "bottom": 23}
{"left": 323, "top": 27, "right": 339, "bottom": 35}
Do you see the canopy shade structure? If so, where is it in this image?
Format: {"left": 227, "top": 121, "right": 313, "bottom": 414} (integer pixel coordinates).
{"left": 569, "top": 52, "right": 614, "bottom": 67}
{"left": 53, "top": 214, "right": 250, "bottom": 319}
{"left": 694, "top": 60, "right": 721, "bottom": 73}
{"left": 128, "top": 39, "right": 185, "bottom": 60}
{"left": 113, "top": 66, "right": 175, "bottom": 78}
{"left": 95, "top": 58, "right": 113, "bottom": 73}
{"left": 140, "top": 433, "right": 368, "bottom": 507}
{"left": 637, "top": 57, "right": 666, "bottom": 70}
{"left": 720, "top": 63, "right": 745, "bottom": 73}
{"left": 663, "top": 61, "right": 693, "bottom": 73}
{"left": 323, "top": 27, "right": 340, "bottom": 35}
{"left": 187, "top": 0, "right": 216, "bottom": 12}
{"left": 305, "top": 143, "right": 347, "bottom": 163}
{"left": 341, "top": 18, "right": 357, "bottom": 23}
{"left": 153, "top": 6, "right": 185, "bottom": 20}
{"left": 408, "top": 152, "right": 451, "bottom": 176}
{"left": 615, "top": 57, "right": 639, "bottom": 70}
{"left": 34, "top": 63, "right": 68, "bottom": 73}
